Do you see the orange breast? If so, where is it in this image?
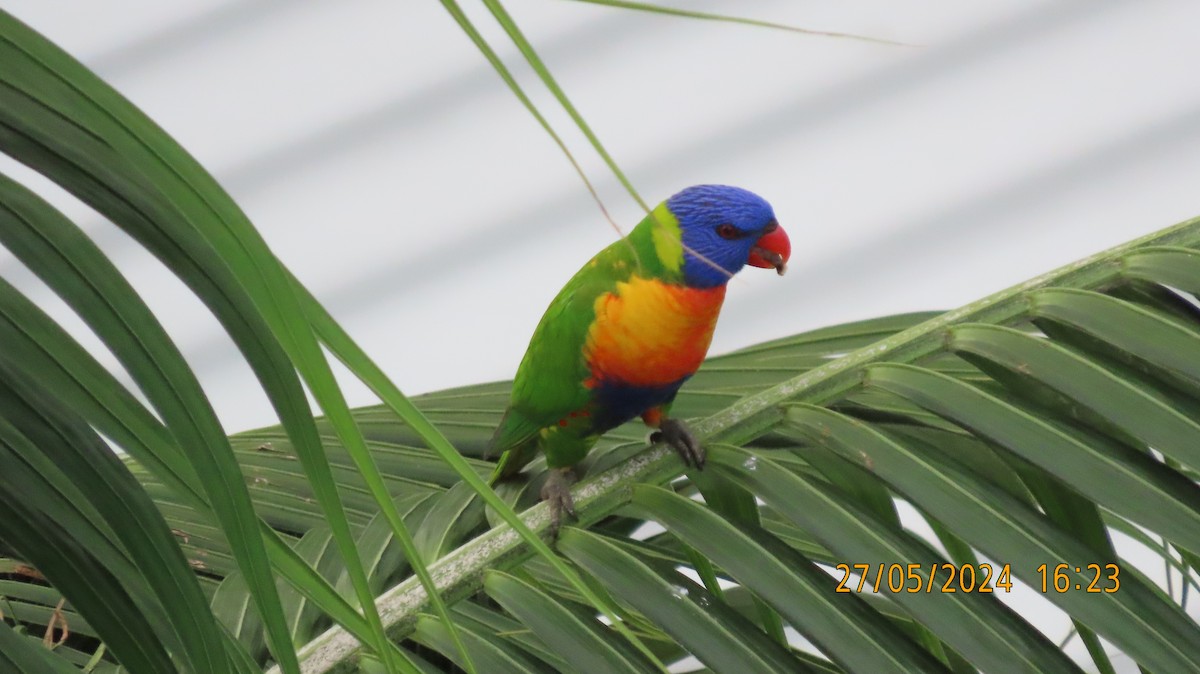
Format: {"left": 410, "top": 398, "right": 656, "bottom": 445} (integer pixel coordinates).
{"left": 584, "top": 276, "right": 726, "bottom": 387}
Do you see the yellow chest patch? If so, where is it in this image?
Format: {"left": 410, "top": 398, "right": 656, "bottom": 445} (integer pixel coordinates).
{"left": 584, "top": 276, "right": 726, "bottom": 387}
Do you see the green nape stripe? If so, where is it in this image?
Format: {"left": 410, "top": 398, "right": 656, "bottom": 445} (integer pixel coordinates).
{"left": 649, "top": 203, "right": 683, "bottom": 274}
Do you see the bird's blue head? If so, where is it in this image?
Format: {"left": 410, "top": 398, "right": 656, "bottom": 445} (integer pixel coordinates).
{"left": 665, "top": 184, "right": 790, "bottom": 288}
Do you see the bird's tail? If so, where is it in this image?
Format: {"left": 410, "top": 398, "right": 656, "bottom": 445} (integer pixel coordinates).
{"left": 486, "top": 408, "right": 538, "bottom": 484}
{"left": 488, "top": 445, "right": 528, "bottom": 485}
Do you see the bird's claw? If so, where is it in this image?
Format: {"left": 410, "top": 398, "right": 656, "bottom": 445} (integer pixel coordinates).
{"left": 651, "top": 418, "right": 705, "bottom": 470}
{"left": 540, "top": 467, "right": 577, "bottom": 539}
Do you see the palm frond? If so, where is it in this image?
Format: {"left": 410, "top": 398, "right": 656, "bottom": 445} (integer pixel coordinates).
{"left": 274, "top": 214, "right": 1200, "bottom": 673}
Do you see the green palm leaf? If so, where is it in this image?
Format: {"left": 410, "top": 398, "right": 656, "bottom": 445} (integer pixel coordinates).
{"left": 271, "top": 212, "right": 1200, "bottom": 672}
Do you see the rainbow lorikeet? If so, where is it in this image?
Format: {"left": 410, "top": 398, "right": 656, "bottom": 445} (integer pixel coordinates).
{"left": 489, "top": 185, "right": 790, "bottom": 530}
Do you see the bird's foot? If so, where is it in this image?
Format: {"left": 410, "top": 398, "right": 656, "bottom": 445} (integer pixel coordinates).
{"left": 540, "top": 467, "right": 577, "bottom": 539}
{"left": 651, "top": 418, "right": 705, "bottom": 470}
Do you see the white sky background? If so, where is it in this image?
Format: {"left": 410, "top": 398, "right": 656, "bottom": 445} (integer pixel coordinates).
{"left": 4, "top": 1, "right": 1200, "bottom": 671}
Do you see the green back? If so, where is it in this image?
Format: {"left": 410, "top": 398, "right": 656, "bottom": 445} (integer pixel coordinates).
{"left": 488, "top": 205, "right": 684, "bottom": 476}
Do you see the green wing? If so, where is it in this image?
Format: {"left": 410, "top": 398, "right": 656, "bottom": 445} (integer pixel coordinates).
{"left": 488, "top": 238, "right": 642, "bottom": 478}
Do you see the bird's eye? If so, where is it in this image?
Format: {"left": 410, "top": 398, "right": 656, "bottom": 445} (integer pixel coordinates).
{"left": 716, "top": 224, "right": 739, "bottom": 240}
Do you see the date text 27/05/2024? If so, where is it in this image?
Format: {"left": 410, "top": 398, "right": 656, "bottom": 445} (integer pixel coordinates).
{"left": 833, "top": 563, "right": 1121, "bottom": 594}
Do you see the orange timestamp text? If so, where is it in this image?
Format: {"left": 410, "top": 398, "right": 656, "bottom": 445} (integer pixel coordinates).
{"left": 834, "top": 562, "right": 1013, "bottom": 594}
{"left": 1036, "top": 563, "right": 1120, "bottom": 593}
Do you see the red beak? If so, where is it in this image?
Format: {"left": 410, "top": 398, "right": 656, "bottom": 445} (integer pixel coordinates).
{"left": 747, "top": 223, "right": 790, "bottom": 275}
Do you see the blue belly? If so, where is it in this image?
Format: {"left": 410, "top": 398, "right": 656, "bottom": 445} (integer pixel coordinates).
{"left": 589, "top": 377, "right": 689, "bottom": 433}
